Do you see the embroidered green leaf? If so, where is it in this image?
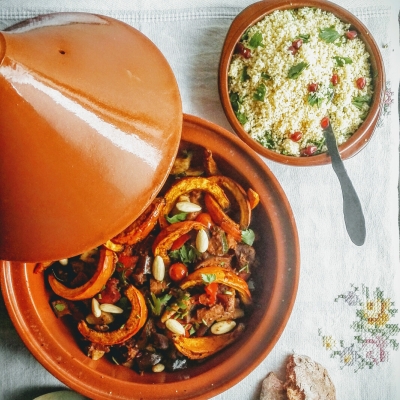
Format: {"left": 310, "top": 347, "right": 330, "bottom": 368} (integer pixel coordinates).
{"left": 288, "top": 62, "right": 308, "bottom": 79}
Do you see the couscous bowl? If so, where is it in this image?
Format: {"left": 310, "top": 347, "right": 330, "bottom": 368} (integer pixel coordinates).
{"left": 219, "top": 0, "right": 385, "bottom": 166}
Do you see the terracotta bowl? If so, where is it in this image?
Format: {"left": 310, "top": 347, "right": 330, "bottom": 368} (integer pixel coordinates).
{"left": 218, "top": 0, "right": 385, "bottom": 166}
{"left": 1, "top": 114, "right": 300, "bottom": 400}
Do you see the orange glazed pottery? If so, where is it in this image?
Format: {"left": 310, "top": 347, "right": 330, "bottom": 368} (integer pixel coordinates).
{"left": 0, "top": 13, "right": 182, "bottom": 262}
{"left": 218, "top": 0, "right": 385, "bottom": 166}
{"left": 1, "top": 114, "right": 300, "bottom": 400}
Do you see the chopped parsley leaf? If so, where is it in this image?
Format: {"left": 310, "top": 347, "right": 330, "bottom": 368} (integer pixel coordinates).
{"left": 288, "top": 62, "right": 308, "bottom": 79}
{"left": 253, "top": 83, "right": 266, "bottom": 101}
{"left": 241, "top": 229, "right": 255, "bottom": 245}
{"left": 319, "top": 27, "right": 341, "bottom": 43}
{"left": 165, "top": 212, "right": 187, "bottom": 224}
{"left": 201, "top": 273, "right": 216, "bottom": 284}
{"left": 248, "top": 31, "right": 264, "bottom": 49}
{"left": 352, "top": 95, "right": 371, "bottom": 110}
{"left": 333, "top": 56, "right": 352, "bottom": 67}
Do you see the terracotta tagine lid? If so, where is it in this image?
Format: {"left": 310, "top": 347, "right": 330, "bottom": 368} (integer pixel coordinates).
{"left": 0, "top": 13, "right": 182, "bottom": 262}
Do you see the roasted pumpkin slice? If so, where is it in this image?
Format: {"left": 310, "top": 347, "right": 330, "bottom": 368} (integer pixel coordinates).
{"left": 208, "top": 175, "right": 251, "bottom": 230}
{"left": 172, "top": 323, "right": 245, "bottom": 359}
{"left": 153, "top": 221, "right": 207, "bottom": 266}
{"left": 159, "top": 177, "right": 230, "bottom": 228}
{"left": 180, "top": 265, "right": 252, "bottom": 305}
{"left": 112, "top": 197, "right": 165, "bottom": 245}
{"left": 247, "top": 188, "right": 260, "bottom": 210}
{"left": 204, "top": 193, "right": 242, "bottom": 242}
{"left": 48, "top": 247, "right": 115, "bottom": 301}
{"left": 77, "top": 284, "right": 148, "bottom": 345}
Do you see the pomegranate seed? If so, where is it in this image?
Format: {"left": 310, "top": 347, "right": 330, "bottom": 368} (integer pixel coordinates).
{"left": 308, "top": 83, "right": 318, "bottom": 92}
{"left": 320, "top": 116, "right": 330, "bottom": 129}
{"left": 235, "top": 42, "right": 252, "bottom": 59}
{"left": 290, "top": 131, "right": 303, "bottom": 142}
{"left": 331, "top": 74, "right": 339, "bottom": 86}
{"left": 356, "top": 77, "right": 366, "bottom": 90}
{"left": 300, "top": 145, "right": 317, "bottom": 157}
{"left": 292, "top": 38, "right": 303, "bottom": 49}
{"left": 288, "top": 45, "right": 297, "bottom": 55}
{"left": 345, "top": 30, "right": 358, "bottom": 40}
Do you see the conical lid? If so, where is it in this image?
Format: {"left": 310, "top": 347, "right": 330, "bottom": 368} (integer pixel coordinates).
{"left": 0, "top": 13, "right": 182, "bottom": 262}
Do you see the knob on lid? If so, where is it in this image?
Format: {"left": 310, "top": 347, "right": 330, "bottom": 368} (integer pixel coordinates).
{"left": 0, "top": 13, "right": 182, "bottom": 262}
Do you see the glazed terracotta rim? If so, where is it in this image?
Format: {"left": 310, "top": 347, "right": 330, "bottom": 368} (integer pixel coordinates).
{"left": 218, "top": 0, "right": 386, "bottom": 166}
{"left": 1, "top": 114, "right": 300, "bottom": 400}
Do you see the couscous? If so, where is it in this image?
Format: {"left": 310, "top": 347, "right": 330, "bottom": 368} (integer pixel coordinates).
{"left": 228, "top": 7, "right": 373, "bottom": 156}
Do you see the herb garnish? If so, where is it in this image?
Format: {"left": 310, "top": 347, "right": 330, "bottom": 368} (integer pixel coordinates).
{"left": 352, "top": 95, "right": 371, "bottom": 110}
{"left": 333, "top": 56, "right": 352, "bottom": 67}
{"left": 261, "top": 72, "right": 271, "bottom": 80}
{"left": 201, "top": 273, "right": 216, "bottom": 284}
{"left": 169, "top": 243, "right": 199, "bottom": 264}
{"left": 288, "top": 62, "right": 308, "bottom": 79}
{"left": 253, "top": 83, "right": 266, "bottom": 101}
{"left": 307, "top": 92, "right": 323, "bottom": 107}
{"left": 241, "top": 66, "right": 250, "bottom": 82}
{"left": 241, "top": 229, "right": 255, "bottom": 246}
{"left": 319, "top": 27, "right": 341, "bottom": 43}
{"left": 256, "top": 131, "right": 276, "bottom": 149}
{"left": 248, "top": 31, "right": 264, "bottom": 49}
{"left": 165, "top": 212, "right": 187, "bottom": 224}
{"left": 148, "top": 292, "right": 172, "bottom": 316}
{"left": 297, "top": 34, "right": 310, "bottom": 43}
{"left": 230, "top": 92, "right": 248, "bottom": 125}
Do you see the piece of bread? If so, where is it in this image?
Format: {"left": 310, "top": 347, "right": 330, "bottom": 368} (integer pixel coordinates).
{"left": 260, "top": 372, "right": 287, "bottom": 400}
{"left": 260, "top": 355, "right": 336, "bottom": 400}
{"left": 285, "top": 355, "right": 336, "bottom": 400}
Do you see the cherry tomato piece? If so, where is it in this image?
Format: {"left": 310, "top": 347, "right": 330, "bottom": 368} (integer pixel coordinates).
{"left": 205, "top": 282, "right": 218, "bottom": 305}
{"left": 308, "top": 83, "right": 318, "bottom": 92}
{"left": 195, "top": 213, "right": 214, "bottom": 229}
{"left": 320, "top": 116, "right": 330, "bottom": 129}
{"left": 235, "top": 42, "right": 251, "bottom": 59}
{"left": 346, "top": 30, "right": 358, "bottom": 40}
{"left": 331, "top": 74, "right": 339, "bottom": 86}
{"left": 170, "top": 233, "right": 191, "bottom": 251}
{"left": 290, "top": 131, "right": 303, "bottom": 142}
{"left": 292, "top": 38, "right": 303, "bottom": 49}
{"left": 356, "top": 77, "right": 366, "bottom": 90}
{"left": 300, "top": 145, "right": 318, "bottom": 157}
{"left": 169, "top": 262, "right": 188, "bottom": 282}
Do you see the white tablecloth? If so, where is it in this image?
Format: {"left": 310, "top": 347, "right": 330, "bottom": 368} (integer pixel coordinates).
{"left": 0, "top": 1, "right": 399, "bottom": 399}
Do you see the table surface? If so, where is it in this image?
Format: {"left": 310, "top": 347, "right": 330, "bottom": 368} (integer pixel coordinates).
{"left": 1, "top": 1, "right": 399, "bottom": 399}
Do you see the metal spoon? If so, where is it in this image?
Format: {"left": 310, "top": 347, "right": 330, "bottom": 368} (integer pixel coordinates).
{"left": 322, "top": 119, "right": 366, "bottom": 246}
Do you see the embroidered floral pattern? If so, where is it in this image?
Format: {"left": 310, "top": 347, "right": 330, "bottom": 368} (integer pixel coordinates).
{"left": 377, "top": 81, "right": 394, "bottom": 127}
{"left": 320, "top": 285, "right": 399, "bottom": 371}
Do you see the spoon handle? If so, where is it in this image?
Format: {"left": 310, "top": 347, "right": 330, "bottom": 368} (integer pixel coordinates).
{"left": 323, "top": 126, "right": 366, "bottom": 246}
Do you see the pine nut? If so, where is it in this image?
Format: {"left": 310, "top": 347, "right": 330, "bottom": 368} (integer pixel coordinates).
{"left": 104, "top": 240, "right": 124, "bottom": 252}
{"left": 99, "top": 303, "right": 124, "bottom": 314}
{"left": 59, "top": 258, "right": 68, "bottom": 266}
{"left": 91, "top": 297, "right": 102, "bottom": 318}
{"left": 152, "top": 255, "right": 165, "bottom": 281}
{"left": 165, "top": 319, "right": 186, "bottom": 336}
{"left": 152, "top": 363, "right": 165, "bottom": 373}
{"left": 86, "top": 311, "right": 114, "bottom": 325}
{"left": 176, "top": 201, "right": 202, "bottom": 213}
{"left": 196, "top": 229, "right": 209, "bottom": 253}
{"left": 211, "top": 320, "right": 236, "bottom": 335}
